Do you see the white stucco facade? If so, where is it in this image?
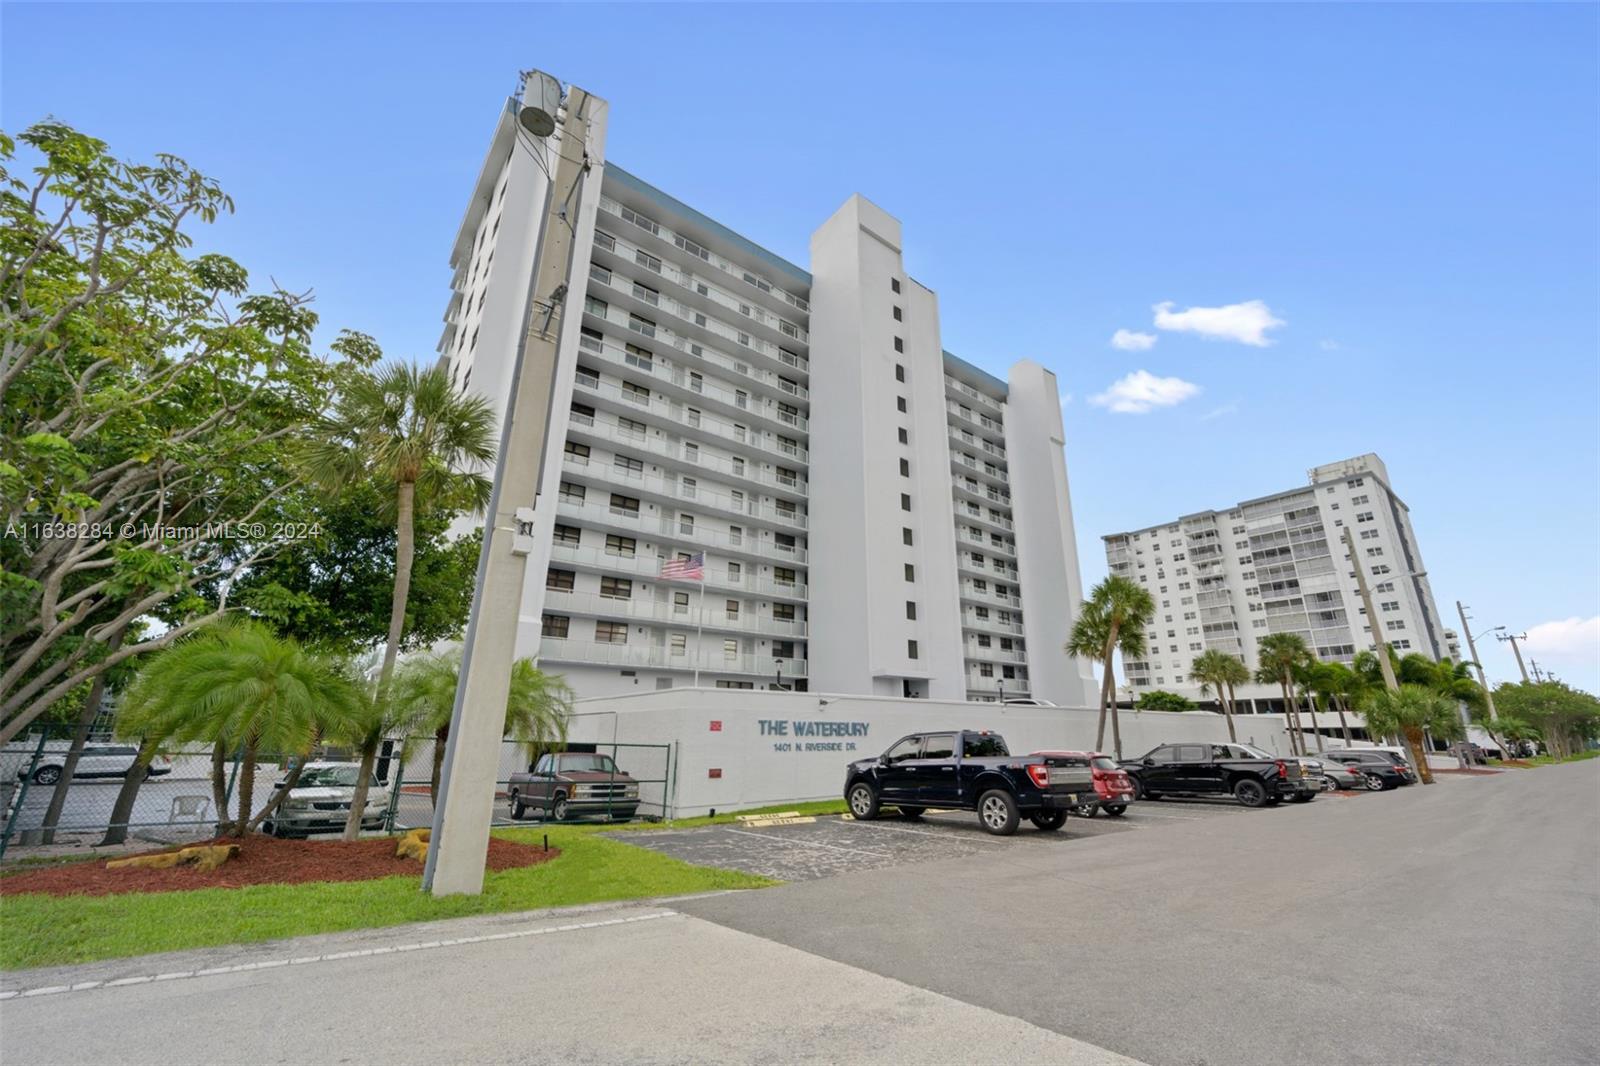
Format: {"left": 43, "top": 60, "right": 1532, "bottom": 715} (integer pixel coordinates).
{"left": 441, "top": 74, "right": 1094, "bottom": 708}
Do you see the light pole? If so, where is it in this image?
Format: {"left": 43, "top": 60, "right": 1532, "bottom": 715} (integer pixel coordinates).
{"left": 1496, "top": 631, "right": 1531, "bottom": 683}
{"left": 1455, "top": 601, "right": 1502, "bottom": 722}
{"left": 1343, "top": 527, "right": 1398, "bottom": 692}
{"left": 423, "top": 75, "right": 601, "bottom": 897}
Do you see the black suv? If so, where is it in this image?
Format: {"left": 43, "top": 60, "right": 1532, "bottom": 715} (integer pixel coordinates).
{"left": 1120, "top": 742, "right": 1323, "bottom": 807}
{"left": 1319, "top": 749, "right": 1417, "bottom": 790}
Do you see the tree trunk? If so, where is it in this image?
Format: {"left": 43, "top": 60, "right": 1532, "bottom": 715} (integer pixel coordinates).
{"left": 376, "top": 478, "right": 419, "bottom": 707}
{"left": 1402, "top": 725, "right": 1435, "bottom": 784}
{"left": 1279, "top": 681, "right": 1301, "bottom": 755}
{"left": 342, "top": 734, "right": 381, "bottom": 840}
{"left": 429, "top": 723, "right": 449, "bottom": 806}
{"left": 98, "top": 737, "right": 159, "bottom": 846}
{"left": 1306, "top": 695, "right": 1325, "bottom": 753}
{"left": 40, "top": 627, "right": 125, "bottom": 844}
{"left": 1093, "top": 624, "right": 1118, "bottom": 752}
{"left": 1223, "top": 683, "right": 1238, "bottom": 742}
{"left": 1110, "top": 687, "right": 1124, "bottom": 759}
{"left": 210, "top": 739, "right": 235, "bottom": 836}
{"left": 233, "top": 737, "right": 259, "bottom": 837}
{"left": 1334, "top": 697, "right": 1353, "bottom": 747}
{"left": 247, "top": 755, "right": 310, "bottom": 834}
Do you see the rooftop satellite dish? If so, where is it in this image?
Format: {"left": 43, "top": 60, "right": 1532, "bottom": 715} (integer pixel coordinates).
{"left": 518, "top": 70, "right": 562, "bottom": 138}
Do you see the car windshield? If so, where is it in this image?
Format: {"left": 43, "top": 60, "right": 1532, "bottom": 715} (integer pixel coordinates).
{"left": 295, "top": 766, "right": 364, "bottom": 788}
{"left": 1234, "top": 744, "right": 1273, "bottom": 759}
{"left": 560, "top": 754, "right": 618, "bottom": 773}
{"left": 1091, "top": 756, "right": 1119, "bottom": 771}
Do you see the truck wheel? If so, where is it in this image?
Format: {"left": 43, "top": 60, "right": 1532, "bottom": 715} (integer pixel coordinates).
{"left": 1233, "top": 777, "right": 1270, "bottom": 808}
{"left": 1029, "top": 810, "right": 1068, "bottom": 832}
{"left": 552, "top": 795, "right": 571, "bottom": 822}
{"left": 847, "top": 783, "right": 880, "bottom": 821}
{"left": 897, "top": 806, "right": 925, "bottom": 820}
{"left": 977, "top": 790, "right": 1020, "bottom": 836}
{"left": 508, "top": 793, "right": 525, "bottom": 820}
{"left": 1101, "top": 804, "right": 1127, "bottom": 817}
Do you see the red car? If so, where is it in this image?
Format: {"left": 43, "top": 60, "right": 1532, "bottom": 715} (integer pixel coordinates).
{"left": 1031, "top": 750, "right": 1134, "bottom": 817}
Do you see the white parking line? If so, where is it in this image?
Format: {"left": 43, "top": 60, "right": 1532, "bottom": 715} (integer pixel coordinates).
{"left": 719, "top": 827, "right": 886, "bottom": 857}
{"left": 835, "top": 818, "right": 1010, "bottom": 844}
{"left": 0, "top": 911, "right": 680, "bottom": 1002}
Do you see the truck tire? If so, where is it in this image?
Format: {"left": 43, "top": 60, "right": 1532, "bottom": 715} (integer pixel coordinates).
{"left": 1233, "top": 777, "right": 1270, "bottom": 808}
{"left": 897, "top": 806, "right": 925, "bottom": 820}
{"left": 509, "top": 792, "right": 525, "bottom": 820}
{"left": 552, "top": 794, "right": 571, "bottom": 822}
{"left": 977, "top": 789, "right": 1020, "bottom": 836}
{"left": 1030, "top": 810, "right": 1068, "bottom": 831}
{"left": 847, "top": 783, "right": 881, "bottom": 821}
{"left": 1101, "top": 804, "right": 1127, "bottom": 817}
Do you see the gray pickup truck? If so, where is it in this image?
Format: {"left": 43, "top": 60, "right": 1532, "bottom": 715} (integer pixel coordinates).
{"left": 506, "top": 751, "right": 640, "bottom": 822}
{"left": 843, "top": 729, "right": 1098, "bottom": 835}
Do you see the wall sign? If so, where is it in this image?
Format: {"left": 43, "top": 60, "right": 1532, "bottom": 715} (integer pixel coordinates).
{"left": 757, "top": 718, "right": 871, "bottom": 753}
{"left": 709, "top": 720, "right": 722, "bottom": 732}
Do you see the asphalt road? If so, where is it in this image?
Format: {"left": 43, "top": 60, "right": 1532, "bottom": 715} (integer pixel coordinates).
{"left": 676, "top": 762, "right": 1600, "bottom": 1066}
{"left": 1, "top": 764, "right": 1593, "bottom": 1065}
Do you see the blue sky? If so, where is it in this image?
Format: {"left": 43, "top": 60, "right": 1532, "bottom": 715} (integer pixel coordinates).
{"left": 5, "top": 3, "right": 1597, "bottom": 692}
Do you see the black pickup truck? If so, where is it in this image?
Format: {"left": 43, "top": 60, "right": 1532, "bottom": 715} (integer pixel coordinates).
{"left": 1119, "top": 742, "right": 1322, "bottom": 808}
{"left": 843, "top": 730, "right": 1097, "bottom": 835}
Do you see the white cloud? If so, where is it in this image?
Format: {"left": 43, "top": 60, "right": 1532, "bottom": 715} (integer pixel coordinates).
{"left": 1090, "top": 370, "right": 1201, "bottom": 414}
{"left": 1058, "top": 391, "right": 1073, "bottom": 406}
{"left": 1111, "top": 329, "right": 1157, "bottom": 352}
{"left": 1153, "top": 299, "right": 1285, "bottom": 347}
{"left": 1199, "top": 403, "right": 1238, "bottom": 421}
{"left": 1319, "top": 339, "right": 1340, "bottom": 351}
{"left": 1523, "top": 616, "right": 1600, "bottom": 659}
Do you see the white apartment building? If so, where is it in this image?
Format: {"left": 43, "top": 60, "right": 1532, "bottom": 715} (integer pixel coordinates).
{"left": 439, "top": 73, "right": 1093, "bottom": 705}
{"left": 1102, "top": 454, "right": 1449, "bottom": 712}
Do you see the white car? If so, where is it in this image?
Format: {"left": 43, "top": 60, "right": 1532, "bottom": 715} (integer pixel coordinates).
{"left": 1002, "top": 698, "right": 1058, "bottom": 708}
{"left": 262, "top": 762, "right": 388, "bottom": 838}
{"left": 14, "top": 743, "right": 172, "bottom": 785}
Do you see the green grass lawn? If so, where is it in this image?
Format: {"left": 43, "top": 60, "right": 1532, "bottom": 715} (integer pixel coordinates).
{"left": 0, "top": 825, "right": 774, "bottom": 972}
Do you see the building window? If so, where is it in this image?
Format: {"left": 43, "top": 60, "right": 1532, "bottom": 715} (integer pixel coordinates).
{"left": 773, "top": 603, "right": 796, "bottom": 622}
{"left": 600, "top": 576, "right": 633, "bottom": 599}
{"left": 609, "top": 493, "right": 640, "bottom": 516}
{"left": 727, "top": 561, "right": 742, "bottom": 581}
{"left": 723, "top": 639, "right": 739, "bottom": 660}
{"left": 552, "top": 524, "right": 581, "bottom": 546}
{"left": 595, "top": 621, "right": 628, "bottom": 644}
{"left": 724, "top": 599, "right": 740, "bottom": 619}
{"left": 558, "top": 481, "right": 585, "bottom": 504}
{"left": 908, "top": 640, "right": 919, "bottom": 660}
{"left": 900, "top": 458, "right": 910, "bottom": 477}
{"left": 634, "top": 249, "right": 661, "bottom": 273}
{"left": 541, "top": 614, "right": 570, "bottom": 638}
{"left": 903, "top": 527, "right": 914, "bottom": 546}
{"left": 896, "top": 396, "right": 907, "bottom": 413}
{"left": 774, "top": 567, "right": 796, "bottom": 586}
{"left": 895, "top": 364, "right": 905, "bottom": 382}
{"left": 977, "top": 634, "right": 992, "bottom": 649}
{"left": 613, "top": 455, "right": 644, "bottom": 476}
{"left": 979, "top": 663, "right": 993, "bottom": 678}
{"left": 904, "top": 564, "right": 916, "bottom": 582}
{"left": 564, "top": 441, "right": 590, "bottom": 464}
{"left": 627, "top": 313, "right": 656, "bottom": 337}
{"left": 584, "top": 296, "right": 608, "bottom": 318}
{"left": 898, "top": 427, "right": 908, "bottom": 444}
{"left": 906, "top": 601, "right": 917, "bottom": 620}
{"left": 901, "top": 493, "right": 912, "bottom": 511}
{"left": 670, "top": 633, "right": 687, "bottom": 656}
{"left": 545, "top": 568, "right": 575, "bottom": 591}
{"left": 892, "top": 306, "right": 902, "bottom": 321}
{"left": 891, "top": 278, "right": 901, "bottom": 294}
{"left": 673, "top": 591, "right": 690, "bottom": 615}
{"left": 575, "top": 366, "right": 600, "bottom": 389}
{"left": 716, "top": 680, "right": 755, "bottom": 690}
{"left": 603, "top": 534, "right": 636, "bottom": 558}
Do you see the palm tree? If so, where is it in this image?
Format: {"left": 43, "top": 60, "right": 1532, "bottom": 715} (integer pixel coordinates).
{"left": 1191, "top": 649, "right": 1248, "bottom": 741}
{"left": 1065, "top": 576, "right": 1155, "bottom": 759}
{"left": 1254, "top": 633, "right": 1313, "bottom": 756}
{"left": 388, "top": 651, "right": 574, "bottom": 804}
{"left": 1309, "top": 661, "right": 1361, "bottom": 747}
{"left": 309, "top": 362, "right": 496, "bottom": 713}
{"left": 1293, "top": 659, "right": 1327, "bottom": 753}
{"left": 115, "top": 620, "right": 366, "bottom": 835}
{"left": 1360, "top": 685, "right": 1462, "bottom": 785}
{"left": 1398, "top": 653, "right": 1485, "bottom": 711}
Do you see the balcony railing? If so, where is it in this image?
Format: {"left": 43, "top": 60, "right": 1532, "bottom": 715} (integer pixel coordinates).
{"left": 542, "top": 588, "right": 807, "bottom": 638}
{"left": 547, "top": 543, "right": 808, "bottom": 600}
{"left": 538, "top": 637, "right": 808, "bottom": 678}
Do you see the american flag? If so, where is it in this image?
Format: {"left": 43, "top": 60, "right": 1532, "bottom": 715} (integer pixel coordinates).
{"left": 660, "top": 552, "right": 705, "bottom": 581}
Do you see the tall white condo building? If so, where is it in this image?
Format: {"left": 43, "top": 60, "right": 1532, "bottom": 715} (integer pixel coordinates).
{"left": 1102, "top": 454, "right": 1452, "bottom": 712}
{"left": 440, "top": 74, "right": 1093, "bottom": 705}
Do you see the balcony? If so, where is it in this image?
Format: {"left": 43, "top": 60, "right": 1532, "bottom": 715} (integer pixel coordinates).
{"left": 538, "top": 637, "right": 809, "bottom": 679}
{"left": 542, "top": 588, "right": 807, "bottom": 638}
{"left": 950, "top": 475, "right": 1012, "bottom": 509}
{"left": 958, "top": 580, "right": 1023, "bottom": 609}
{"left": 956, "top": 527, "right": 1017, "bottom": 559}
{"left": 560, "top": 458, "right": 808, "bottom": 537}
{"left": 962, "top": 611, "right": 1024, "bottom": 636}
{"left": 578, "top": 333, "right": 809, "bottom": 434}
{"left": 943, "top": 374, "right": 1004, "bottom": 415}
{"left": 945, "top": 400, "right": 1005, "bottom": 439}
{"left": 567, "top": 389, "right": 810, "bottom": 475}
{"left": 965, "top": 644, "right": 1028, "bottom": 665}
{"left": 547, "top": 543, "right": 808, "bottom": 600}
{"left": 554, "top": 498, "right": 808, "bottom": 562}
{"left": 963, "top": 676, "right": 1030, "bottom": 696}
{"left": 953, "top": 502, "right": 1014, "bottom": 534}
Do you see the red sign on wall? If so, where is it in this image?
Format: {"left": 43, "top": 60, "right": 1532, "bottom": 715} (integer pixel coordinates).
{"left": 708, "top": 768, "right": 723, "bottom": 779}
{"left": 709, "top": 720, "right": 722, "bottom": 732}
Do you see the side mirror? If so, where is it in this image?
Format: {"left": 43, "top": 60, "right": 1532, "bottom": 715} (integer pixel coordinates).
{"left": 1142, "top": 759, "right": 1156, "bottom": 767}
{"left": 876, "top": 755, "right": 889, "bottom": 767}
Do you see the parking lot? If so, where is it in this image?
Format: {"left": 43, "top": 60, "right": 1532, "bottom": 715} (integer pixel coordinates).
{"left": 608, "top": 791, "right": 1373, "bottom": 882}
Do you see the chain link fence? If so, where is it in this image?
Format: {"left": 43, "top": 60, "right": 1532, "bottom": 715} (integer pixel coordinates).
{"left": 1, "top": 726, "right": 675, "bottom": 862}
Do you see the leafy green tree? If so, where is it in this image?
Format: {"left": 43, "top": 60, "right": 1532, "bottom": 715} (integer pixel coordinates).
{"left": 1134, "top": 689, "right": 1195, "bottom": 712}
{"left": 1065, "top": 576, "right": 1155, "bottom": 759}
{"left": 0, "top": 121, "right": 370, "bottom": 748}
{"left": 1398, "top": 653, "right": 1484, "bottom": 711}
{"left": 1190, "top": 650, "right": 1244, "bottom": 740}
{"left": 1307, "top": 660, "right": 1363, "bottom": 748}
{"left": 308, "top": 363, "right": 495, "bottom": 713}
{"left": 113, "top": 620, "right": 365, "bottom": 835}
{"left": 1490, "top": 681, "right": 1600, "bottom": 759}
{"left": 1254, "top": 633, "right": 1314, "bottom": 756}
{"left": 235, "top": 481, "right": 482, "bottom": 654}
{"left": 388, "top": 651, "right": 573, "bottom": 804}
{"left": 1361, "top": 684, "right": 1462, "bottom": 784}
{"left": 1473, "top": 711, "right": 1538, "bottom": 761}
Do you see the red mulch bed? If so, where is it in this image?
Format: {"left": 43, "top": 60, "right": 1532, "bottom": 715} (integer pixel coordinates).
{"left": 0, "top": 835, "right": 559, "bottom": 898}
{"left": 1432, "top": 767, "right": 1502, "bottom": 776}
{"left": 1498, "top": 760, "right": 1535, "bottom": 768}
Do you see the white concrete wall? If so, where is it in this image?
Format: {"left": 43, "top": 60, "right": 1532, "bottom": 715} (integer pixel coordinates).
{"left": 564, "top": 689, "right": 1300, "bottom": 817}
{"left": 1004, "top": 360, "right": 1095, "bottom": 707}
{"left": 806, "top": 196, "right": 964, "bottom": 699}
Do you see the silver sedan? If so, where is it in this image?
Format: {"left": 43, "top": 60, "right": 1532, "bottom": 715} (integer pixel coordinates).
{"left": 1319, "top": 760, "right": 1367, "bottom": 790}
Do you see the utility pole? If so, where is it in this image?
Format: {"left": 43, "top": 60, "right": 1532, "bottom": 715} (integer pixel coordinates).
{"left": 424, "top": 76, "right": 600, "bottom": 897}
{"left": 1530, "top": 660, "right": 1545, "bottom": 683}
{"left": 1497, "top": 631, "right": 1531, "bottom": 683}
{"left": 1455, "top": 600, "right": 1500, "bottom": 722}
{"left": 1344, "top": 527, "right": 1398, "bottom": 692}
